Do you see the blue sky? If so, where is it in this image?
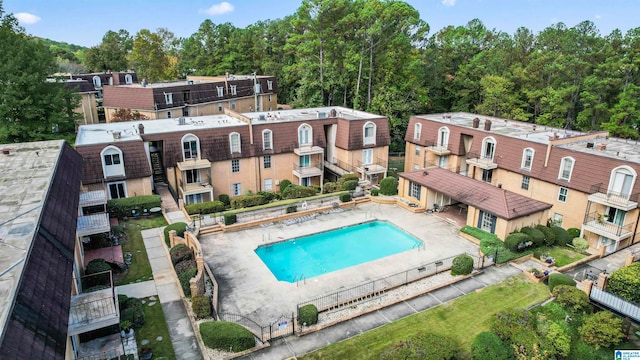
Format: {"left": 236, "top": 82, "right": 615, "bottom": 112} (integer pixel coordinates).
{"left": 4, "top": 0, "right": 639, "bottom": 47}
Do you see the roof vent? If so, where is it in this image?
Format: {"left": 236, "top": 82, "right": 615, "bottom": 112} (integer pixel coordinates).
{"left": 423, "top": 170, "right": 428, "bottom": 175}
{"left": 472, "top": 118, "right": 480, "bottom": 128}
{"left": 187, "top": 80, "right": 193, "bottom": 85}
{"left": 498, "top": 183, "right": 502, "bottom": 188}
{"left": 586, "top": 142, "right": 594, "bottom": 148}
{"left": 178, "top": 117, "right": 186, "bottom": 125}
{"left": 484, "top": 119, "right": 492, "bottom": 131}
{"left": 329, "top": 108, "right": 337, "bottom": 117}
{"left": 317, "top": 111, "right": 327, "bottom": 119}
{"left": 112, "top": 131, "right": 121, "bottom": 140}
{"left": 138, "top": 123, "right": 145, "bottom": 135}
{"left": 1, "top": 148, "right": 11, "bottom": 155}
{"left": 258, "top": 114, "right": 266, "bottom": 121}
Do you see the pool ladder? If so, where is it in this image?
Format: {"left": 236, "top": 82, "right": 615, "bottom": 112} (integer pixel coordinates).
{"left": 295, "top": 273, "right": 306, "bottom": 287}
{"left": 412, "top": 242, "right": 425, "bottom": 251}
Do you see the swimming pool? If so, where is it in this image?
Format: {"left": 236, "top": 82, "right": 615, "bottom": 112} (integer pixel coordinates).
{"left": 254, "top": 221, "right": 423, "bottom": 282}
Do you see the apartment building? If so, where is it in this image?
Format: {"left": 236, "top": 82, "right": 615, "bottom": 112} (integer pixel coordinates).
{"left": 101, "top": 74, "right": 278, "bottom": 122}
{"left": 400, "top": 113, "right": 640, "bottom": 254}
{"left": 75, "top": 107, "right": 390, "bottom": 206}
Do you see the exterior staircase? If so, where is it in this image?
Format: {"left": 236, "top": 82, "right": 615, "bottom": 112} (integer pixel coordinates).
{"left": 198, "top": 224, "right": 224, "bottom": 236}
{"left": 150, "top": 152, "right": 166, "bottom": 184}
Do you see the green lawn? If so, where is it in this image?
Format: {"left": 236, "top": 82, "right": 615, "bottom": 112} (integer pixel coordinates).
{"left": 135, "top": 296, "right": 176, "bottom": 359}
{"left": 300, "top": 275, "right": 550, "bottom": 360}
{"left": 545, "top": 246, "right": 587, "bottom": 267}
{"left": 116, "top": 216, "right": 168, "bottom": 285}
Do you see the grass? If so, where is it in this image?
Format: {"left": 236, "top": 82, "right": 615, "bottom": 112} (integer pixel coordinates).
{"left": 300, "top": 275, "right": 550, "bottom": 359}
{"left": 116, "top": 215, "right": 168, "bottom": 285}
{"left": 135, "top": 296, "right": 176, "bottom": 359}
{"left": 545, "top": 246, "right": 587, "bottom": 267}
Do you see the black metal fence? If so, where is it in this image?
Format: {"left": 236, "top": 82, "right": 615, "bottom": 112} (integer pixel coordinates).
{"left": 217, "top": 312, "right": 296, "bottom": 343}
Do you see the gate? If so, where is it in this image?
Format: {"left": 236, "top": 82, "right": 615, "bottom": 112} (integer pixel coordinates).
{"left": 262, "top": 314, "right": 295, "bottom": 341}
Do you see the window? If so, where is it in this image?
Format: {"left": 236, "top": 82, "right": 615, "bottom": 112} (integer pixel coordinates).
{"left": 230, "top": 85, "right": 237, "bottom": 95}
{"left": 125, "top": 74, "right": 133, "bottom": 84}
{"left": 108, "top": 77, "right": 113, "bottom": 86}
{"left": 437, "top": 127, "right": 450, "bottom": 147}
{"left": 182, "top": 107, "right": 189, "bottom": 117}
{"left": 609, "top": 166, "right": 636, "bottom": 197}
{"left": 232, "top": 183, "right": 241, "bottom": 196}
{"left": 217, "top": 86, "right": 224, "bottom": 97}
{"left": 299, "top": 155, "right": 310, "bottom": 168}
{"left": 414, "top": 123, "right": 422, "bottom": 140}
{"left": 521, "top": 175, "right": 530, "bottom": 190}
{"left": 415, "top": 146, "right": 421, "bottom": 156}
{"left": 264, "top": 178, "right": 273, "bottom": 191}
{"left": 164, "top": 92, "right": 173, "bottom": 105}
{"left": 413, "top": 164, "right": 419, "bottom": 170}
{"left": 481, "top": 137, "right": 496, "bottom": 160}
{"left": 558, "top": 187, "right": 568, "bottom": 202}
{"left": 229, "top": 132, "right": 241, "bottom": 153}
{"left": 218, "top": 103, "right": 223, "bottom": 112}
{"left": 552, "top": 213, "right": 564, "bottom": 226}
{"left": 231, "top": 100, "right": 236, "bottom": 110}
{"left": 255, "top": 83, "right": 261, "bottom": 94}
{"left": 183, "top": 90, "right": 190, "bottom": 102}
{"left": 185, "top": 169, "right": 200, "bottom": 184}
{"left": 482, "top": 169, "right": 493, "bottom": 183}
{"left": 363, "top": 149, "right": 373, "bottom": 166}
{"left": 267, "top": 80, "right": 273, "bottom": 90}
{"left": 363, "top": 122, "right": 376, "bottom": 145}
{"left": 558, "top": 157, "right": 575, "bottom": 181}
{"left": 521, "top": 148, "right": 534, "bottom": 171}
{"left": 268, "top": 95, "right": 272, "bottom": 102}
{"left": 92, "top": 76, "right": 101, "bottom": 88}
{"left": 232, "top": 159, "right": 240, "bottom": 173}
{"left": 187, "top": 194, "right": 203, "bottom": 205}
{"left": 108, "top": 181, "right": 126, "bottom": 199}
{"left": 409, "top": 181, "right": 421, "bottom": 200}
{"left": 298, "top": 124, "right": 312, "bottom": 146}
{"left": 167, "top": 111, "right": 172, "bottom": 118}
{"left": 607, "top": 207, "right": 626, "bottom": 226}
{"left": 264, "top": 155, "right": 271, "bottom": 169}
{"left": 438, "top": 155, "right": 448, "bottom": 168}
{"left": 262, "top": 130, "right": 273, "bottom": 150}
{"left": 182, "top": 134, "right": 199, "bottom": 160}
{"left": 478, "top": 211, "right": 497, "bottom": 233}
{"left": 101, "top": 146, "right": 125, "bottom": 178}
{"left": 301, "top": 177, "right": 311, "bottom": 186}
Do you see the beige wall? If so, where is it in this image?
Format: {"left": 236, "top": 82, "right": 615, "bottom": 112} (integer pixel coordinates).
{"left": 81, "top": 177, "right": 152, "bottom": 198}
{"left": 75, "top": 93, "right": 99, "bottom": 126}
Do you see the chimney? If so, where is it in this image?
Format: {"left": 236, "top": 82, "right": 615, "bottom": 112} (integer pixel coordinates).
{"left": 532, "top": 124, "right": 536, "bottom": 131}
{"left": 138, "top": 123, "right": 145, "bottom": 135}
{"left": 596, "top": 143, "right": 607, "bottom": 151}
{"left": 1, "top": 148, "right": 11, "bottom": 155}
{"left": 484, "top": 119, "right": 492, "bottom": 131}
{"left": 472, "top": 118, "right": 480, "bottom": 128}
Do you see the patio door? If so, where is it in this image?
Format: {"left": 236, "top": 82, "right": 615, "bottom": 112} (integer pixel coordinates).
{"left": 362, "top": 149, "right": 373, "bottom": 166}
{"left": 478, "top": 211, "right": 496, "bottom": 233}
{"left": 299, "top": 155, "right": 310, "bottom": 168}
{"left": 611, "top": 171, "right": 633, "bottom": 197}
{"left": 606, "top": 207, "right": 626, "bottom": 226}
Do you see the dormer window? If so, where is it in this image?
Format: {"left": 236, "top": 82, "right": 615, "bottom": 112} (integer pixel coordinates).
{"left": 92, "top": 76, "right": 102, "bottom": 88}
{"left": 125, "top": 74, "right": 133, "bottom": 84}
{"left": 414, "top": 123, "right": 421, "bottom": 141}
{"left": 230, "top": 85, "right": 237, "bottom": 96}
{"left": 481, "top": 137, "right": 496, "bottom": 160}
{"left": 101, "top": 146, "right": 125, "bottom": 178}
{"left": 230, "top": 132, "right": 241, "bottom": 153}
{"left": 521, "top": 148, "right": 535, "bottom": 171}
{"left": 298, "top": 124, "right": 312, "bottom": 146}
{"left": 164, "top": 92, "right": 173, "bottom": 105}
{"left": 262, "top": 130, "right": 273, "bottom": 150}
{"left": 609, "top": 166, "right": 636, "bottom": 197}
{"left": 217, "top": 86, "right": 224, "bottom": 97}
{"left": 363, "top": 122, "right": 376, "bottom": 145}
{"left": 558, "top": 156, "right": 575, "bottom": 181}
{"left": 182, "top": 134, "right": 199, "bottom": 160}
{"left": 437, "top": 127, "right": 450, "bottom": 147}
{"left": 255, "top": 83, "right": 261, "bottom": 94}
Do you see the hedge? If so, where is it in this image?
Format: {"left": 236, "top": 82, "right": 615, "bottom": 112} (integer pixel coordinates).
{"left": 163, "top": 222, "right": 187, "bottom": 246}
{"left": 279, "top": 179, "right": 292, "bottom": 193}
{"left": 178, "top": 268, "right": 198, "bottom": 297}
{"left": 256, "top": 191, "right": 279, "bottom": 202}
{"left": 337, "top": 173, "right": 360, "bottom": 186}
{"left": 107, "top": 195, "right": 161, "bottom": 219}
{"left": 567, "top": 227, "right": 580, "bottom": 239}
{"left": 520, "top": 226, "right": 545, "bottom": 247}
{"left": 551, "top": 226, "right": 572, "bottom": 246}
{"left": 504, "top": 232, "right": 532, "bottom": 252}
{"left": 218, "top": 194, "right": 230, "bottom": 207}
{"left": 230, "top": 194, "right": 268, "bottom": 209}
{"left": 608, "top": 262, "right": 640, "bottom": 304}
{"left": 552, "top": 285, "right": 590, "bottom": 312}
{"left": 200, "top": 321, "right": 255, "bottom": 352}
{"left": 298, "top": 304, "right": 318, "bottom": 326}
{"left": 548, "top": 273, "right": 576, "bottom": 292}
{"left": 323, "top": 181, "right": 340, "bottom": 193}
{"left": 339, "top": 193, "right": 351, "bottom": 202}
{"left": 282, "top": 185, "right": 317, "bottom": 199}
{"left": 370, "top": 188, "right": 379, "bottom": 196}
{"left": 572, "top": 237, "right": 589, "bottom": 253}
{"left": 192, "top": 295, "right": 212, "bottom": 319}
{"left": 118, "top": 295, "right": 145, "bottom": 329}
{"left": 451, "top": 254, "right": 474, "bottom": 275}
{"left": 185, "top": 200, "right": 225, "bottom": 215}
{"left": 224, "top": 214, "right": 237, "bottom": 225}
{"left": 536, "top": 225, "right": 556, "bottom": 246}
{"left": 342, "top": 179, "right": 358, "bottom": 191}
{"left": 471, "top": 331, "right": 512, "bottom": 360}
{"left": 286, "top": 205, "right": 297, "bottom": 214}
{"left": 379, "top": 176, "right": 398, "bottom": 195}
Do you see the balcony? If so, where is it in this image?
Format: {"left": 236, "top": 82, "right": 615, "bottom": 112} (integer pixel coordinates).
{"left": 77, "top": 213, "right": 111, "bottom": 238}
{"left": 293, "top": 161, "right": 323, "bottom": 178}
{"left": 356, "top": 158, "right": 388, "bottom": 177}
{"left": 176, "top": 158, "right": 211, "bottom": 171}
{"left": 582, "top": 211, "right": 634, "bottom": 242}
{"left": 79, "top": 190, "right": 107, "bottom": 208}
{"left": 423, "top": 140, "right": 451, "bottom": 156}
{"left": 68, "top": 271, "right": 119, "bottom": 336}
{"left": 294, "top": 143, "right": 324, "bottom": 156}
{"left": 325, "top": 157, "right": 354, "bottom": 177}
{"left": 588, "top": 183, "right": 639, "bottom": 211}
{"left": 179, "top": 177, "right": 213, "bottom": 196}
{"left": 465, "top": 151, "right": 498, "bottom": 170}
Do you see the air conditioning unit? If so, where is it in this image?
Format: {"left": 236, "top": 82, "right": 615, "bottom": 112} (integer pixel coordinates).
{"left": 275, "top": 180, "right": 280, "bottom": 185}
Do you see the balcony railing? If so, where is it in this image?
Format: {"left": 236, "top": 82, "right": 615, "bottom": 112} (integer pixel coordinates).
{"left": 465, "top": 151, "right": 498, "bottom": 170}
{"left": 589, "top": 183, "right": 639, "bottom": 206}
{"left": 422, "top": 139, "right": 451, "bottom": 154}
{"left": 326, "top": 157, "right": 354, "bottom": 174}
{"left": 356, "top": 158, "right": 388, "bottom": 174}
{"left": 68, "top": 271, "right": 119, "bottom": 336}
{"left": 583, "top": 211, "right": 634, "bottom": 238}
{"left": 293, "top": 161, "right": 323, "bottom": 173}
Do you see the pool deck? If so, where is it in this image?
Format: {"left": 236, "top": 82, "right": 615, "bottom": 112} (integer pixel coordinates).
{"left": 199, "top": 202, "right": 479, "bottom": 326}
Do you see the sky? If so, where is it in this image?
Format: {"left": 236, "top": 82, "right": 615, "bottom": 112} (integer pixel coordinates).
{"left": 3, "top": 0, "right": 639, "bottom": 47}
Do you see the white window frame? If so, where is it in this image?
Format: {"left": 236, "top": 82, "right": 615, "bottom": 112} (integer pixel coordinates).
{"left": 182, "top": 134, "right": 199, "bottom": 160}
{"left": 101, "top": 145, "right": 125, "bottom": 178}
{"left": 481, "top": 137, "right": 496, "bottom": 160}
{"left": 229, "top": 132, "right": 241, "bottom": 154}
{"left": 264, "top": 155, "right": 271, "bottom": 169}
{"left": 186, "top": 193, "right": 203, "bottom": 205}
{"left": 363, "top": 149, "right": 373, "bottom": 166}
{"left": 298, "top": 124, "right": 312, "bottom": 146}
{"left": 301, "top": 177, "right": 311, "bottom": 186}
{"left": 414, "top": 123, "right": 421, "bottom": 140}
{"left": 264, "top": 178, "right": 273, "bottom": 191}
{"left": 217, "top": 86, "right": 224, "bottom": 97}
{"left": 415, "top": 145, "right": 420, "bottom": 156}
{"left": 521, "top": 148, "right": 534, "bottom": 171}
{"left": 558, "top": 156, "right": 575, "bottom": 181}
{"left": 608, "top": 165, "right": 637, "bottom": 197}
{"left": 438, "top": 155, "right": 448, "bottom": 168}
{"left": 185, "top": 169, "right": 200, "bottom": 184}
{"left": 262, "top": 130, "right": 273, "bottom": 150}
{"left": 230, "top": 84, "right": 237, "bottom": 95}
{"left": 124, "top": 74, "right": 133, "bottom": 84}
{"left": 267, "top": 80, "right": 273, "bottom": 91}
{"left": 409, "top": 181, "right": 421, "bottom": 200}
{"left": 255, "top": 83, "right": 261, "bottom": 94}
{"left": 232, "top": 183, "right": 241, "bottom": 196}
{"left": 92, "top": 75, "right": 102, "bottom": 88}
{"left": 558, "top": 186, "right": 568, "bottom": 202}
{"left": 231, "top": 100, "right": 236, "bottom": 109}
{"left": 521, "top": 175, "right": 530, "bottom": 190}
{"left": 164, "top": 92, "right": 173, "bottom": 105}
{"left": 231, "top": 159, "right": 240, "bottom": 173}
{"left": 363, "top": 121, "right": 376, "bottom": 145}
{"left": 107, "top": 181, "right": 127, "bottom": 199}
{"left": 218, "top": 103, "right": 223, "bottom": 112}
{"left": 437, "top": 126, "right": 450, "bottom": 147}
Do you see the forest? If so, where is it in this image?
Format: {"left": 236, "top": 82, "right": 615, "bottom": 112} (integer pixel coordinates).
{"left": 11, "top": 0, "right": 640, "bottom": 148}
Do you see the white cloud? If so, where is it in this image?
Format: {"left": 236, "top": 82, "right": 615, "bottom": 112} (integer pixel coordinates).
{"left": 201, "top": 2, "right": 234, "bottom": 16}
{"left": 595, "top": 14, "right": 602, "bottom": 19}
{"left": 441, "top": 0, "right": 456, "bottom": 6}
{"left": 14, "top": 12, "right": 41, "bottom": 25}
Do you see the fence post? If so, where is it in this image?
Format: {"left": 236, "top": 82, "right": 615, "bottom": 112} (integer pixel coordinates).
{"left": 292, "top": 312, "right": 295, "bottom": 335}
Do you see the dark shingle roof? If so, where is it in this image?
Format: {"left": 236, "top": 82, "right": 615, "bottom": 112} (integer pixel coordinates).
{"left": 76, "top": 140, "right": 152, "bottom": 184}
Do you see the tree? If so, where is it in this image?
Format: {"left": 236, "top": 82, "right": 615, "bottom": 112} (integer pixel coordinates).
{"left": 471, "top": 331, "right": 511, "bottom": 360}
{"left": 84, "top": 30, "right": 132, "bottom": 72}
{"left": 110, "top": 109, "right": 149, "bottom": 122}
{"left": 579, "top": 311, "right": 624, "bottom": 349}
{"left": 128, "top": 29, "right": 174, "bottom": 82}
{"left": 0, "top": 4, "right": 79, "bottom": 143}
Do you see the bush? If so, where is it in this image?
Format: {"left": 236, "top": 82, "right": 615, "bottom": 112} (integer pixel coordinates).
{"left": 504, "top": 232, "right": 532, "bottom": 252}
{"left": 170, "top": 244, "right": 193, "bottom": 265}
{"left": 341, "top": 179, "right": 358, "bottom": 191}
{"left": 256, "top": 191, "right": 279, "bottom": 202}
{"left": 178, "top": 268, "right": 198, "bottom": 297}
{"left": 548, "top": 273, "right": 576, "bottom": 292}
{"left": 174, "top": 259, "right": 197, "bottom": 274}
{"left": 451, "top": 254, "right": 474, "bottom": 275}
{"left": 107, "top": 195, "right": 161, "bottom": 219}
{"left": 164, "top": 222, "right": 187, "bottom": 246}
{"left": 380, "top": 333, "right": 460, "bottom": 360}
{"left": 185, "top": 200, "right": 225, "bottom": 215}
{"left": 200, "top": 321, "right": 255, "bottom": 352}
{"left": 553, "top": 285, "right": 590, "bottom": 312}
{"left": 551, "top": 226, "right": 572, "bottom": 246}
{"left": 471, "top": 331, "right": 511, "bottom": 360}
{"left": 298, "top": 304, "right": 318, "bottom": 326}
{"left": 567, "top": 227, "right": 580, "bottom": 239}
{"left": 533, "top": 250, "right": 543, "bottom": 259}
{"left": 218, "top": 194, "right": 230, "bottom": 207}
{"left": 339, "top": 193, "right": 351, "bottom": 202}
{"left": 579, "top": 311, "right": 625, "bottom": 349}
{"left": 192, "top": 295, "right": 212, "bottom": 319}
{"left": 323, "top": 181, "right": 340, "bottom": 193}
{"left": 379, "top": 176, "right": 398, "bottom": 195}
{"left": 282, "top": 185, "right": 317, "bottom": 199}
{"left": 85, "top": 258, "right": 112, "bottom": 288}
{"left": 370, "top": 188, "right": 379, "bottom": 196}
{"left": 286, "top": 205, "right": 297, "bottom": 214}
{"left": 224, "top": 214, "right": 237, "bottom": 225}
{"left": 608, "top": 262, "right": 640, "bottom": 304}
{"left": 230, "top": 194, "right": 268, "bottom": 209}
{"left": 520, "top": 226, "right": 545, "bottom": 247}
{"left": 119, "top": 297, "right": 145, "bottom": 329}
{"left": 536, "top": 225, "right": 556, "bottom": 246}
{"left": 337, "top": 173, "right": 360, "bottom": 186}
{"left": 572, "top": 237, "right": 589, "bottom": 253}
{"left": 279, "top": 179, "right": 292, "bottom": 193}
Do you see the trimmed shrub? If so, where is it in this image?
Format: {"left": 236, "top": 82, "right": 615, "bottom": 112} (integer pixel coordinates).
{"left": 298, "top": 304, "right": 318, "bottom": 326}
{"left": 504, "top": 232, "right": 532, "bottom": 252}
{"left": 551, "top": 226, "right": 572, "bottom": 246}
{"left": 218, "top": 194, "right": 230, "bottom": 207}
{"left": 572, "top": 237, "right": 589, "bottom": 253}
{"left": 323, "top": 181, "right": 340, "bottom": 193}
{"left": 341, "top": 179, "right": 358, "bottom": 191}
{"left": 339, "top": 193, "right": 351, "bottom": 202}
{"left": 282, "top": 185, "right": 317, "bottom": 199}
{"left": 200, "top": 321, "right": 255, "bottom": 352}
{"left": 471, "top": 331, "right": 512, "bottom": 360}
{"left": 230, "top": 194, "right": 268, "bottom": 209}
{"left": 608, "top": 262, "right": 640, "bottom": 304}
{"left": 567, "top": 227, "right": 580, "bottom": 239}
{"left": 285, "top": 205, "right": 297, "bottom": 214}
{"left": 107, "top": 195, "right": 161, "bottom": 219}
{"left": 119, "top": 297, "right": 145, "bottom": 329}
{"left": 553, "top": 285, "right": 590, "bottom": 312}
{"left": 163, "top": 222, "right": 187, "bottom": 246}
{"left": 533, "top": 250, "right": 543, "bottom": 259}
{"left": 85, "top": 258, "right": 111, "bottom": 288}
{"left": 178, "top": 268, "right": 198, "bottom": 297}
{"left": 370, "top": 188, "right": 379, "bottom": 196}
{"left": 185, "top": 200, "right": 225, "bottom": 215}
{"left": 536, "top": 225, "right": 556, "bottom": 246}
{"left": 192, "top": 295, "right": 212, "bottom": 319}
{"left": 548, "top": 273, "right": 576, "bottom": 292}
{"left": 520, "top": 226, "right": 545, "bottom": 247}
{"left": 579, "top": 311, "right": 625, "bottom": 349}
{"left": 224, "top": 214, "right": 237, "bottom": 225}
{"left": 170, "top": 244, "right": 193, "bottom": 265}
{"left": 120, "top": 307, "right": 134, "bottom": 324}
{"left": 451, "top": 254, "right": 474, "bottom": 275}
{"left": 256, "top": 191, "right": 279, "bottom": 202}
{"left": 337, "top": 173, "right": 360, "bottom": 186}
{"left": 279, "top": 179, "right": 292, "bottom": 193}
{"left": 380, "top": 333, "right": 460, "bottom": 360}
{"left": 174, "top": 259, "right": 197, "bottom": 274}
{"left": 379, "top": 176, "right": 398, "bottom": 195}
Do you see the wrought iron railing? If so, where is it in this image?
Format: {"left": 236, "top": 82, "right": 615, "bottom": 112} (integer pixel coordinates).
{"left": 293, "top": 161, "right": 323, "bottom": 172}
{"left": 589, "top": 183, "right": 639, "bottom": 203}
{"left": 583, "top": 211, "right": 634, "bottom": 237}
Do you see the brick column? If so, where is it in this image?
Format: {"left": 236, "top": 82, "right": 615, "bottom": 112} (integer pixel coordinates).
{"left": 169, "top": 230, "right": 176, "bottom": 248}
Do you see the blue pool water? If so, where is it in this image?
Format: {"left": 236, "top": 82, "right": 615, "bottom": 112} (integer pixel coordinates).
{"left": 254, "top": 221, "right": 423, "bottom": 282}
